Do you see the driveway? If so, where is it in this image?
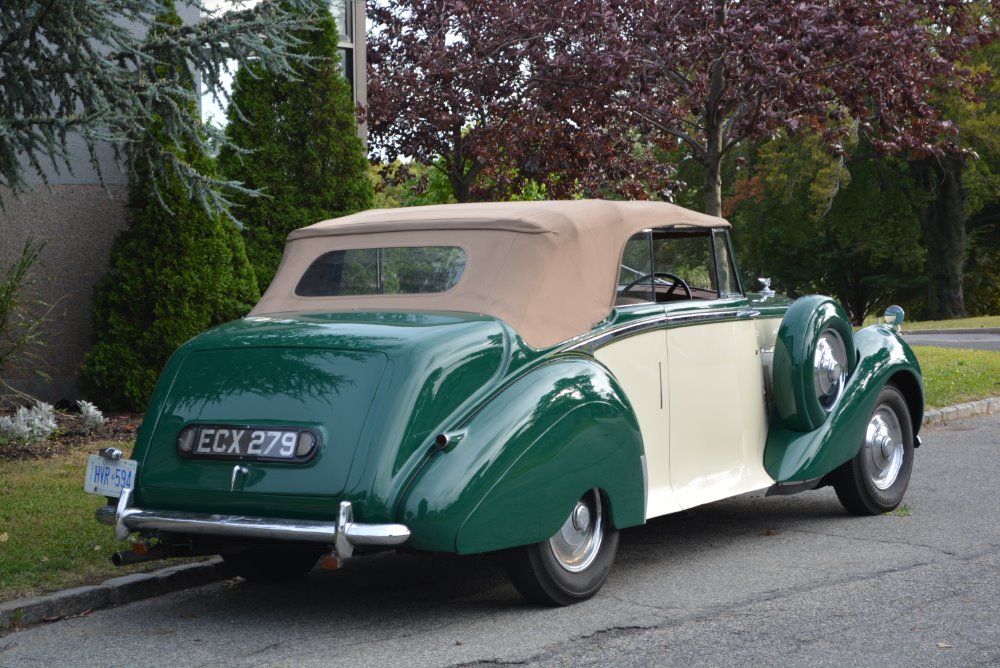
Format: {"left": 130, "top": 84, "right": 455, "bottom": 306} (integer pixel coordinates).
{"left": 903, "top": 329, "right": 1000, "bottom": 351}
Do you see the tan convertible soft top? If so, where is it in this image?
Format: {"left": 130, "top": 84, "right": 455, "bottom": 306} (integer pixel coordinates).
{"left": 252, "top": 200, "right": 729, "bottom": 349}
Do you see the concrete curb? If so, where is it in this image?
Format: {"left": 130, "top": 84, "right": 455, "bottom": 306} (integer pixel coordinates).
{"left": 0, "top": 558, "right": 231, "bottom": 634}
{"left": 2, "top": 396, "right": 997, "bottom": 635}
{"left": 922, "top": 397, "right": 1000, "bottom": 426}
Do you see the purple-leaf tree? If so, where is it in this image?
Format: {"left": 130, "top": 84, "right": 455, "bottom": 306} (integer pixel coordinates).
{"left": 366, "top": 0, "right": 676, "bottom": 202}
{"left": 367, "top": 0, "right": 532, "bottom": 202}
{"left": 525, "top": 0, "right": 991, "bottom": 216}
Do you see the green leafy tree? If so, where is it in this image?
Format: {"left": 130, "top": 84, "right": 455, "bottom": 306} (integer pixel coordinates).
{"left": 79, "top": 4, "right": 259, "bottom": 411}
{"left": 371, "top": 161, "right": 456, "bottom": 209}
{"left": 731, "top": 134, "right": 926, "bottom": 324}
{"left": 954, "top": 40, "right": 1000, "bottom": 317}
{"left": 219, "top": 1, "right": 372, "bottom": 293}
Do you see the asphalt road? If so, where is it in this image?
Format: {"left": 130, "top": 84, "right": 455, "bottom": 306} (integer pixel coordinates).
{"left": 2, "top": 414, "right": 999, "bottom": 667}
{"left": 903, "top": 330, "right": 1000, "bottom": 351}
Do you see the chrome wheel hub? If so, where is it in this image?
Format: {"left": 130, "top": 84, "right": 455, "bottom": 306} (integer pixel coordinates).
{"left": 571, "top": 503, "right": 592, "bottom": 532}
{"left": 814, "top": 331, "right": 848, "bottom": 412}
{"left": 865, "top": 409, "right": 904, "bottom": 490}
{"left": 549, "top": 490, "right": 604, "bottom": 573}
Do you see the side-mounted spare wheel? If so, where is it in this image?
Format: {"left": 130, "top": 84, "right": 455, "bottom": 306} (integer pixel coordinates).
{"left": 831, "top": 384, "right": 914, "bottom": 515}
{"left": 505, "top": 489, "right": 619, "bottom": 606}
{"left": 773, "top": 296, "right": 856, "bottom": 432}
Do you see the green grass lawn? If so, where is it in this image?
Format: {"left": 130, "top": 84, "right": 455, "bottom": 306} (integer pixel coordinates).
{"left": 912, "top": 346, "right": 1000, "bottom": 409}
{"left": 0, "top": 442, "right": 196, "bottom": 603}
{"left": 905, "top": 315, "right": 1000, "bottom": 330}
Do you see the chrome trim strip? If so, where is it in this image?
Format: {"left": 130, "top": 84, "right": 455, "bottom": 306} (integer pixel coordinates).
{"left": 567, "top": 308, "right": 759, "bottom": 354}
{"left": 104, "top": 490, "right": 409, "bottom": 559}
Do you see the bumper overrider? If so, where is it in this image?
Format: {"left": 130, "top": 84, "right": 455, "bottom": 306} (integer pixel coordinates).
{"left": 96, "top": 487, "right": 411, "bottom": 560}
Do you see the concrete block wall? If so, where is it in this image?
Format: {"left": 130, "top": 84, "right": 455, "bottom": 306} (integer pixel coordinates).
{"left": 1, "top": 184, "right": 129, "bottom": 402}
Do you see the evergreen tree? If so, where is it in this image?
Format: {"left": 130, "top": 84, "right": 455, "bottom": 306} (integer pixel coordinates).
{"left": 219, "top": 1, "right": 373, "bottom": 293}
{"left": 79, "top": 4, "right": 259, "bottom": 411}
{"left": 1, "top": 0, "right": 319, "bottom": 218}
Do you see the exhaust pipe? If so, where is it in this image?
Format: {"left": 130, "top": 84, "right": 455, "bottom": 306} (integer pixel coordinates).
{"left": 112, "top": 544, "right": 216, "bottom": 566}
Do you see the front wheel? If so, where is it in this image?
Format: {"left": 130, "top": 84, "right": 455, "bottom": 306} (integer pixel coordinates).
{"left": 831, "top": 385, "right": 914, "bottom": 515}
{"left": 505, "top": 489, "right": 619, "bottom": 606}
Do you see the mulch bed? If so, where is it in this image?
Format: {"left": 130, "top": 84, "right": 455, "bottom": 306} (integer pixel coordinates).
{"left": 0, "top": 412, "right": 142, "bottom": 462}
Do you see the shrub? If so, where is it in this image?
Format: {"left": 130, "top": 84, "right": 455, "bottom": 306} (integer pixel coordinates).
{"left": 219, "top": 0, "right": 373, "bottom": 293}
{"left": 0, "top": 239, "right": 51, "bottom": 401}
{"left": 0, "top": 402, "right": 57, "bottom": 443}
{"left": 76, "top": 400, "right": 107, "bottom": 434}
{"left": 78, "top": 3, "right": 259, "bottom": 411}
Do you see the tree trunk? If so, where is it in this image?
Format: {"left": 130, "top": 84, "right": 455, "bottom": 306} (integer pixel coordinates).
{"left": 701, "top": 0, "right": 727, "bottom": 218}
{"left": 702, "top": 144, "right": 723, "bottom": 218}
{"left": 449, "top": 171, "right": 471, "bottom": 203}
{"left": 909, "top": 155, "right": 968, "bottom": 320}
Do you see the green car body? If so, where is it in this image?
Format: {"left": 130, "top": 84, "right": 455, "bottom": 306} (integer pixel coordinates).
{"left": 95, "top": 201, "right": 923, "bottom": 605}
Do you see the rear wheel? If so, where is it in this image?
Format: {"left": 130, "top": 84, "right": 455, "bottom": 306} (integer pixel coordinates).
{"left": 832, "top": 385, "right": 914, "bottom": 515}
{"left": 222, "top": 547, "right": 322, "bottom": 583}
{"left": 505, "top": 489, "right": 619, "bottom": 606}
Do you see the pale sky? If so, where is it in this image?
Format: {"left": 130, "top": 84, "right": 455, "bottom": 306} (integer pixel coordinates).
{"left": 198, "top": 1, "right": 261, "bottom": 127}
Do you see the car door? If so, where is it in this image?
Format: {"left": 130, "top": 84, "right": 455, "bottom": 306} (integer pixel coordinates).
{"left": 657, "top": 229, "right": 773, "bottom": 508}
{"left": 665, "top": 313, "right": 772, "bottom": 509}
{"left": 598, "top": 227, "right": 773, "bottom": 520}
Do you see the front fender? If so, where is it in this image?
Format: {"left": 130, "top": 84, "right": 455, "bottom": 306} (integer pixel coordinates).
{"left": 764, "top": 325, "right": 923, "bottom": 482}
{"left": 399, "top": 357, "right": 646, "bottom": 554}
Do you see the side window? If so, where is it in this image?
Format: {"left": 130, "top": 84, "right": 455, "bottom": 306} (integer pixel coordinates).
{"left": 617, "top": 228, "right": 739, "bottom": 304}
{"left": 651, "top": 231, "right": 717, "bottom": 293}
{"left": 713, "top": 230, "right": 742, "bottom": 297}
{"left": 618, "top": 230, "right": 653, "bottom": 289}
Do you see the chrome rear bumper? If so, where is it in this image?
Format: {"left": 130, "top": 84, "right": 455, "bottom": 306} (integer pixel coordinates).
{"left": 96, "top": 487, "right": 410, "bottom": 560}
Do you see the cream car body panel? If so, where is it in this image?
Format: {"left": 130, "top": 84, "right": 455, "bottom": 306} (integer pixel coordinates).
{"left": 595, "top": 329, "right": 682, "bottom": 518}
{"left": 666, "top": 319, "right": 774, "bottom": 509}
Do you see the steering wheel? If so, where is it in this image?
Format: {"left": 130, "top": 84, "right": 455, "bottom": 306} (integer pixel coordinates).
{"left": 621, "top": 271, "right": 692, "bottom": 301}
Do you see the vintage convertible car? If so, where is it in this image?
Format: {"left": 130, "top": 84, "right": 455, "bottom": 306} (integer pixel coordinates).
{"left": 87, "top": 200, "right": 923, "bottom": 605}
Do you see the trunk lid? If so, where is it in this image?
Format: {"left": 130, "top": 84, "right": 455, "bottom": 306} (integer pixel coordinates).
{"left": 138, "top": 345, "right": 388, "bottom": 500}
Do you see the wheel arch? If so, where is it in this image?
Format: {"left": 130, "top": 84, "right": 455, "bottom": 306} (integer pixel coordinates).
{"left": 398, "top": 356, "right": 646, "bottom": 554}
{"left": 886, "top": 368, "right": 924, "bottom": 441}
{"left": 764, "top": 323, "right": 924, "bottom": 482}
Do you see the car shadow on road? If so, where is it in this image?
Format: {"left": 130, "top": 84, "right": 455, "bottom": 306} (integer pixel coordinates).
{"left": 176, "top": 487, "right": 859, "bottom": 620}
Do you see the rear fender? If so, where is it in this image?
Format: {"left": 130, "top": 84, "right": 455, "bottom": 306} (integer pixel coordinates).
{"left": 399, "top": 357, "right": 646, "bottom": 554}
{"left": 764, "top": 325, "right": 923, "bottom": 482}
